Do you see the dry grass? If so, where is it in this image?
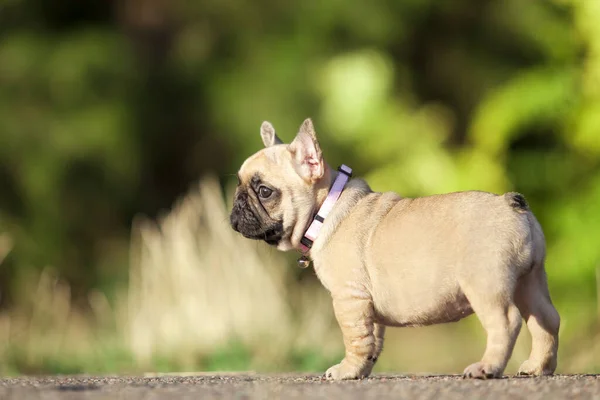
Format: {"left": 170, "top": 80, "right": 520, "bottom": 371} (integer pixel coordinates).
{"left": 0, "top": 267, "right": 113, "bottom": 374}
{"left": 0, "top": 177, "right": 341, "bottom": 374}
{"left": 127, "top": 176, "right": 340, "bottom": 370}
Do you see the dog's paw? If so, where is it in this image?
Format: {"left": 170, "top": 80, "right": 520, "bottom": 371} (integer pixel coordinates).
{"left": 517, "top": 360, "right": 553, "bottom": 377}
{"left": 463, "top": 362, "right": 502, "bottom": 379}
{"left": 325, "top": 360, "right": 370, "bottom": 381}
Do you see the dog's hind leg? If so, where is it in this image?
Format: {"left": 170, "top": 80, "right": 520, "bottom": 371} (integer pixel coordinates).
{"left": 514, "top": 264, "right": 560, "bottom": 376}
{"left": 461, "top": 275, "right": 522, "bottom": 379}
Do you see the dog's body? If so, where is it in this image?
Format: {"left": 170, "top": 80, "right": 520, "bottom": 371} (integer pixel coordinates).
{"left": 230, "top": 119, "right": 560, "bottom": 380}
{"left": 312, "top": 183, "right": 539, "bottom": 328}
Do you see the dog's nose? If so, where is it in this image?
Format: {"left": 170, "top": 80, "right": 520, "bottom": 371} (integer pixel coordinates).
{"left": 230, "top": 211, "right": 240, "bottom": 232}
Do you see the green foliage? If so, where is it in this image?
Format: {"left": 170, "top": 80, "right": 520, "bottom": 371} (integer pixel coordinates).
{"left": 204, "top": 343, "right": 253, "bottom": 372}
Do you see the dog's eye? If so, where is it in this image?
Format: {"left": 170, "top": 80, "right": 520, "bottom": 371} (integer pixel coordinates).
{"left": 258, "top": 186, "right": 273, "bottom": 199}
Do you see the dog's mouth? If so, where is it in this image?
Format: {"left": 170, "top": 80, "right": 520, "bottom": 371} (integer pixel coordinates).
{"left": 239, "top": 223, "right": 284, "bottom": 246}
{"left": 261, "top": 225, "right": 284, "bottom": 246}
{"left": 264, "top": 225, "right": 283, "bottom": 246}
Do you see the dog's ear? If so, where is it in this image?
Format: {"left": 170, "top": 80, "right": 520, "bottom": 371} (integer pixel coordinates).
{"left": 289, "top": 118, "right": 324, "bottom": 183}
{"left": 260, "top": 121, "right": 283, "bottom": 147}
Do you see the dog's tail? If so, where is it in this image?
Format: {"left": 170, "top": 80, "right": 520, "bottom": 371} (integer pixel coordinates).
{"left": 504, "top": 192, "right": 546, "bottom": 274}
{"left": 504, "top": 192, "right": 529, "bottom": 213}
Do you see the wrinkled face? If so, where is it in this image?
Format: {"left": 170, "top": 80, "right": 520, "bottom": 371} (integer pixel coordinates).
{"left": 230, "top": 119, "right": 329, "bottom": 251}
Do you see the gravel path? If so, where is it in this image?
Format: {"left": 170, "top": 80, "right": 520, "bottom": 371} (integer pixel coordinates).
{"left": 0, "top": 374, "right": 598, "bottom": 399}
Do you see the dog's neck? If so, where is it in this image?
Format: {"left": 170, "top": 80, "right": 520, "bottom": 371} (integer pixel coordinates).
{"left": 315, "top": 166, "right": 337, "bottom": 208}
{"left": 309, "top": 176, "right": 372, "bottom": 257}
{"left": 299, "top": 164, "right": 371, "bottom": 254}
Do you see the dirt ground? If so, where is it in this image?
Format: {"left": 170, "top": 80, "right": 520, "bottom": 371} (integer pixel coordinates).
{"left": 0, "top": 374, "right": 598, "bottom": 400}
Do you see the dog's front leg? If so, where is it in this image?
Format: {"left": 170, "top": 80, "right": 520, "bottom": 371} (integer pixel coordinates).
{"left": 373, "top": 323, "right": 386, "bottom": 363}
{"left": 326, "top": 296, "right": 376, "bottom": 380}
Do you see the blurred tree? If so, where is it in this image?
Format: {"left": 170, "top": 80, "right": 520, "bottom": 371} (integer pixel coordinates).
{"left": 0, "top": 0, "right": 230, "bottom": 304}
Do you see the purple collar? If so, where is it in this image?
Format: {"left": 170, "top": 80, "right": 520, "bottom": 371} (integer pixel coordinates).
{"left": 299, "top": 165, "right": 352, "bottom": 253}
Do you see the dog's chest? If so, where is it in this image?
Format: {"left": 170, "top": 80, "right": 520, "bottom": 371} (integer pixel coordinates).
{"left": 311, "top": 259, "right": 336, "bottom": 293}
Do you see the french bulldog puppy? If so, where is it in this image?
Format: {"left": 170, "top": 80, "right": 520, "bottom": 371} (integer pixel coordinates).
{"left": 229, "top": 118, "right": 560, "bottom": 380}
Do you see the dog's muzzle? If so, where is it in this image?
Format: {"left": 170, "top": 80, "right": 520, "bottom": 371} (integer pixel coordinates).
{"left": 230, "top": 191, "right": 283, "bottom": 246}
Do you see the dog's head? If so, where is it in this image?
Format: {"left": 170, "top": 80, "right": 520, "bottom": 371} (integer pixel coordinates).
{"left": 230, "top": 118, "right": 333, "bottom": 251}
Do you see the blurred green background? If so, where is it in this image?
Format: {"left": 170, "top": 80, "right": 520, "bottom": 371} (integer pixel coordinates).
{"left": 0, "top": 0, "right": 599, "bottom": 376}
